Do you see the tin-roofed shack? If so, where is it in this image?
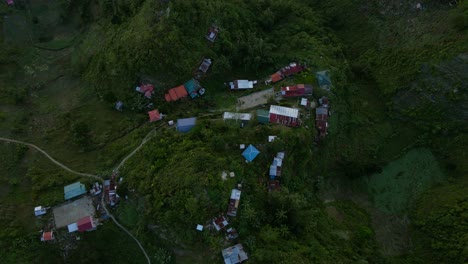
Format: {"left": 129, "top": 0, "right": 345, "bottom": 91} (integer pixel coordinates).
{"left": 269, "top": 105, "right": 300, "bottom": 127}
{"left": 222, "top": 244, "right": 249, "bottom": 264}
{"left": 206, "top": 24, "right": 220, "bottom": 42}
{"left": 227, "top": 188, "right": 242, "bottom": 217}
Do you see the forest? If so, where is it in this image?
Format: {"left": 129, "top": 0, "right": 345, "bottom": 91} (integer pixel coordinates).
{"left": 0, "top": 0, "right": 467, "bottom": 263}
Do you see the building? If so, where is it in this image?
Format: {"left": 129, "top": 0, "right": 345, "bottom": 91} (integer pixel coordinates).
{"left": 41, "top": 231, "right": 54, "bottom": 242}
{"left": 165, "top": 85, "right": 188, "bottom": 102}
{"left": 316, "top": 107, "right": 329, "bottom": 138}
{"left": 89, "top": 182, "right": 102, "bottom": 196}
{"left": 223, "top": 112, "right": 252, "bottom": 127}
{"left": 242, "top": 144, "right": 260, "bottom": 162}
{"left": 148, "top": 109, "right": 161, "bottom": 122}
{"left": 267, "top": 62, "right": 305, "bottom": 84}
{"left": 176, "top": 117, "right": 197, "bottom": 132}
{"left": 197, "top": 58, "right": 212, "bottom": 74}
{"left": 212, "top": 215, "right": 229, "bottom": 231}
{"left": 229, "top": 80, "right": 256, "bottom": 90}
{"left": 269, "top": 105, "right": 300, "bottom": 127}
{"left": 268, "top": 152, "right": 285, "bottom": 191}
{"left": 256, "top": 109, "right": 270, "bottom": 124}
{"left": 184, "top": 79, "right": 204, "bottom": 99}
{"left": 34, "top": 206, "right": 47, "bottom": 216}
{"left": 104, "top": 173, "right": 119, "bottom": 206}
{"left": 206, "top": 24, "right": 220, "bottom": 42}
{"left": 222, "top": 244, "right": 249, "bottom": 264}
{"left": 280, "top": 84, "right": 312, "bottom": 97}
{"left": 227, "top": 188, "right": 241, "bottom": 217}
{"left": 64, "top": 182, "right": 87, "bottom": 200}
{"left": 77, "top": 216, "right": 97, "bottom": 232}
{"left": 135, "top": 84, "right": 154, "bottom": 99}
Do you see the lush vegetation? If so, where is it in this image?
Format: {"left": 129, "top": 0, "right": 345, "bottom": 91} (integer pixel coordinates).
{"left": 0, "top": 0, "right": 466, "bottom": 263}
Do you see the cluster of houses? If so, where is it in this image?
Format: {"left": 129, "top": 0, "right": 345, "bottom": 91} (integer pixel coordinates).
{"left": 35, "top": 174, "right": 122, "bottom": 243}
{"left": 268, "top": 152, "right": 286, "bottom": 192}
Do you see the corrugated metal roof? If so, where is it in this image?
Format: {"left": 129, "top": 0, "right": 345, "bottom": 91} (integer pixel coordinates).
{"left": 269, "top": 105, "right": 299, "bottom": 118}
{"left": 64, "top": 182, "right": 86, "bottom": 200}
{"left": 223, "top": 112, "right": 252, "bottom": 120}
{"left": 230, "top": 189, "right": 241, "bottom": 200}
{"left": 177, "top": 117, "right": 197, "bottom": 132}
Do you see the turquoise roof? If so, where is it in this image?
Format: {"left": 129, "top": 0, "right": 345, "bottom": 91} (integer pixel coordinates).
{"left": 64, "top": 182, "right": 87, "bottom": 200}
{"left": 184, "top": 79, "right": 199, "bottom": 99}
{"left": 242, "top": 144, "right": 260, "bottom": 162}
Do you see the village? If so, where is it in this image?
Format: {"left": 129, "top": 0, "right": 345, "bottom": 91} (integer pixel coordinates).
{"left": 32, "top": 23, "right": 334, "bottom": 264}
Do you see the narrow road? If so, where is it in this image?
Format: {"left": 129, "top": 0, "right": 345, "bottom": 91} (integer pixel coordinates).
{"left": 0, "top": 132, "right": 160, "bottom": 264}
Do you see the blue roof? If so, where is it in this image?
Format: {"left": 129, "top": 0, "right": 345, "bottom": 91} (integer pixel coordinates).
{"left": 64, "top": 182, "right": 87, "bottom": 200}
{"left": 242, "top": 144, "right": 260, "bottom": 162}
{"left": 177, "top": 117, "right": 197, "bottom": 132}
{"left": 184, "top": 79, "right": 200, "bottom": 99}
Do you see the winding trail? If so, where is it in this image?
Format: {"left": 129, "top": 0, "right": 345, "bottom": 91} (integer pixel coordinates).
{"left": 0, "top": 128, "right": 162, "bottom": 264}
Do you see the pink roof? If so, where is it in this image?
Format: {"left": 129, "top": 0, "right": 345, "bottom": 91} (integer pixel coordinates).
{"left": 42, "top": 231, "right": 54, "bottom": 241}
{"left": 140, "top": 84, "right": 154, "bottom": 98}
{"left": 6, "top": 0, "right": 13, "bottom": 5}
{"left": 77, "top": 216, "right": 95, "bottom": 232}
{"left": 148, "top": 110, "right": 161, "bottom": 122}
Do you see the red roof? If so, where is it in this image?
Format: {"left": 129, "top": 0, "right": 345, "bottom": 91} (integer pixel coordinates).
{"left": 140, "top": 84, "right": 154, "bottom": 98}
{"left": 165, "top": 85, "right": 188, "bottom": 102}
{"left": 281, "top": 63, "right": 304, "bottom": 76}
{"left": 271, "top": 72, "right": 282, "bottom": 83}
{"left": 148, "top": 109, "right": 161, "bottom": 122}
{"left": 280, "top": 84, "right": 312, "bottom": 97}
{"left": 77, "top": 216, "right": 95, "bottom": 232}
{"left": 42, "top": 231, "right": 54, "bottom": 241}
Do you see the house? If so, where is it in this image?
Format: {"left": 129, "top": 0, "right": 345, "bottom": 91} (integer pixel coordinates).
{"left": 266, "top": 62, "right": 305, "bottom": 84}
{"left": 41, "top": 231, "right": 54, "bottom": 242}
{"left": 242, "top": 144, "right": 260, "bottom": 162}
{"left": 269, "top": 153, "right": 284, "bottom": 180}
{"left": 89, "top": 182, "right": 102, "bottom": 196}
{"left": 196, "top": 224, "right": 204, "bottom": 231}
{"left": 316, "top": 107, "right": 329, "bottom": 138}
{"left": 269, "top": 105, "right": 300, "bottom": 127}
{"left": 135, "top": 84, "right": 154, "bottom": 98}
{"left": 67, "top": 223, "right": 78, "bottom": 233}
{"left": 176, "top": 117, "right": 197, "bottom": 132}
{"left": 206, "top": 24, "right": 220, "bottom": 42}
{"left": 316, "top": 70, "right": 332, "bottom": 91}
{"left": 34, "top": 206, "right": 47, "bottom": 216}
{"left": 197, "top": 58, "right": 212, "bottom": 74}
{"left": 104, "top": 173, "right": 119, "bottom": 206}
{"left": 184, "top": 79, "right": 204, "bottom": 99}
{"left": 256, "top": 109, "right": 270, "bottom": 124}
{"left": 64, "top": 182, "right": 87, "bottom": 200}
{"left": 280, "top": 84, "right": 312, "bottom": 97}
{"left": 77, "top": 216, "right": 97, "bottom": 232}
{"left": 165, "top": 85, "right": 188, "bottom": 102}
{"left": 229, "top": 80, "right": 257, "bottom": 90}
{"left": 227, "top": 188, "right": 241, "bottom": 217}
{"left": 212, "top": 215, "right": 229, "bottom": 231}
{"left": 148, "top": 109, "right": 161, "bottom": 122}
{"left": 223, "top": 112, "right": 252, "bottom": 127}
{"left": 222, "top": 244, "right": 249, "bottom": 264}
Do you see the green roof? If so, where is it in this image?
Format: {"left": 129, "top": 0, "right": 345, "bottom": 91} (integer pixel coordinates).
{"left": 64, "top": 182, "right": 87, "bottom": 200}
{"left": 256, "top": 109, "right": 270, "bottom": 124}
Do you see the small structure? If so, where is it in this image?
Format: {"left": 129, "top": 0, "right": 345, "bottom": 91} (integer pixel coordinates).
{"left": 269, "top": 105, "right": 300, "bottom": 127}
{"left": 315, "top": 70, "right": 332, "bottom": 91}
{"left": 77, "top": 216, "right": 97, "bottom": 232}
{"left": 89, "top": 182, "right": 102, "bottom": 196}
{"left": 229, "top": 80, "right": 257, "bottom": 90}
{"left": 239, "top": 144, "right": 245, "bottom": 150}
{"left": 226, "top": 227, "right": 239, "bottom": 240}
{"left": 256, "top": 109, "right": 270, "bottom": 124}
{"left": 6, "top": 0, "right": 14, "bottom": 6}
{"left": 266, "top": 63, "right": 305, "bottom": 84}
{"left": 197, "top": 58, "right": 212, "bottom": 74}
{"left": 206, "top": 24, "right": 220, "bottom": 42}
{"left": 67, "top": 223, "right": 78, "bottom": 233}
{"left": 165, "top": 85, "right": 188, "bottom": 102}
{"left": 227, "top": 188, "right": 242, "bottom": 217}
{"left": 280, "top": 84, "right": 312, "bottom": 97}
{"left": 212, "top": 215, "right": 229, "bottom": 231}
{"left": 64, "top": 182, "right": 87, "bottom": 200}
{"left": 268, "top": 136, "right": 277, "bottom": 142}
{"left": 316, "top": 107, "right": 329, "bottom": 138}
{"left": 184, "top": 79, "right": 204, "bottom": 99}
{"left": 148, "top": 109, "right": 162, "bottom": 122}
{"left": 34, "top": 206, "right": 47, "bottom": 216}
{"left": 196, "top": 224, "right": 204, "bottom": 231}
{"left": 176, "top": 117, "right": 197, "bottom": 132}
{"left": 136, "top": 84, "right": 154, "bottom": 99}
{"left": 229, "top": 172, "right": 235, "bottom": 178}
{"left": 115, "top": 101, "right": 124, "bottom": 111}
{"left": 104, "top": 173, "right": 119, "bottom": 206}
{"left": 242, "top": 144, "right": 260, "bottom": 162}
{"left": 223, "top": 112, "right": 252, "bottom": 127}
{"left": 222, "top": 244, "right": 249, "bottom": 264}
{"left": 268, "top": 152, "right": 285, "bottom": 191}
{"left": 41, "top": 231, "right": 54, "bottom": 242}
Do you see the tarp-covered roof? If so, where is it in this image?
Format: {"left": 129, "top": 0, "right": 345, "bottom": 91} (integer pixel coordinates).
{"left": 242, "top": 144, "right": 260, "bottom": 162}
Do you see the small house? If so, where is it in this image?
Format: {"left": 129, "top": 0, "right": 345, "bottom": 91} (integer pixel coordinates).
{"left": 280, "top": 84, "right": 312, "bottom": 97}
{"left": 197, "top": 58, "right": 212, "bottom": 74}
{"left": 136, "top": 84, "right": 154, "bottom": 99}
{"left": 242, "top": 144, "right": 260, "bottom": 162}
{"left": 269, "top": 105, "right": 300, "bottom": 127}
{"left": 229, "top": 80, "right": 257, "bottom": 90}
{"left": 266, "top": 62, "right": 305, "bottom": 84}
{"left": 196, "top": 224, "right": 204, "bottom": 231}
{"left": 64, "top": 182, "right": 87, "bottom": 200}
{"left": 165, "top": 85, "right": 188, "bottom": 102}
{"left": 67, "top": 223, "right": 78, "bottom": 233}
{"left": 148, "top": 109, "right": 161, "bottom": 122}
{"left": 222, "top": 244, "right": 249, "bottom": 264}
{"left": 212, "top": 215, "right": 229, "bottom": 231}
{"left": 316, "top": 107, "right": 329, "bottom": 138}
{"left": 41, "top": 231, "right": 54, "bottom": 242}
{"left": 77, "top": 216, "right": 97, "bottom": 232}
{"left": 176, "top": 117, "right": 197, "bottom": 132}
{"left": 184, "top": 79, "right": 204, "bottom": 99}
{"left": 223, "top": 112, "right": 252, "bottom": 127}
{"left": 256, "top": 109, "right": 270, "bottom": 124}
{"left": 206, "top": 24, "right": 220, "bottom": 42}
{"left": 104, "top": 173, "right": 119, "bottom": 206}
{"left": 34, "top": 206, "right": 47, "bottom": 216}
{"left": 227, "top": 188, "right": 241, "bottom": 217}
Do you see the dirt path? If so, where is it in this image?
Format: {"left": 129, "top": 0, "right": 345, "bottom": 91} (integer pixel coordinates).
{"left": 0, "top": 134, "right": 157, "bottom": 264}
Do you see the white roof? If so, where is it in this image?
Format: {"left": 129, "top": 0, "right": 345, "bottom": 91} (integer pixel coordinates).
{"left": 301, "top": 98, "right": 308, "bottom": 106}
{"left": 230, "top": 189, "right": 241, "bottom": 200}
{"left": 34, "top": 206, "right": 43, "bottom": 211}
{"left": 223, "top": 112, "right": 252, "bottom": 120}
{"left": 230, "top": 80, "right": 254, "bottom": 89}
{"left": 268, "top": 136, "right": 277, "bottom": 142}
{"left": 196, "top": 224, "right": 204, "bottom": 231}
{"left": 269, "top": 105, "right": 299, "bottom": 118}
{"left": 68, "top": 223, "right": 78, "bottom": 233}
{"left": 240, "top": 144, "right": 245, "bottom": 149}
